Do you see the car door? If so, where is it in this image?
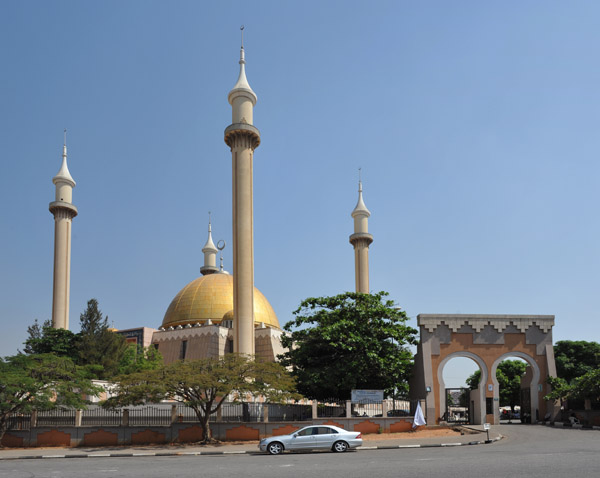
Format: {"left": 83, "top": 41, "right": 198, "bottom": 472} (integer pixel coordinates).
{"left": 288, "top": 427, "right": 317, "bottom": 450}
{"left": 315, "top": 426, "right": 338, "bottom": 448}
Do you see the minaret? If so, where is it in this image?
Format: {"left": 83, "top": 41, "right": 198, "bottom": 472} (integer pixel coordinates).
{"left": 349, "top": 175, "right": 373, "bottom": 293}
{"left": 49, "top": 130, "right": 78, "bottom": 329}
{"left": 224, "top": 28, "right": 260, "bottom": 356}
{"left": 200, "top": 214, "right": 218, "bottom": 275}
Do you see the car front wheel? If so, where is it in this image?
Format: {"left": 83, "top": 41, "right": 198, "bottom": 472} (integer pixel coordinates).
{"left": 267, "top": 442, "right": 284, "bottom": 455}
{"left": 332, "top": 440, "right": 348, "bottom": 453}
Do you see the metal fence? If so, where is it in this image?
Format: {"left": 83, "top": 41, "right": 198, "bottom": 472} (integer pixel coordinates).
{"left": 6, "top": 400, "right": 420, "bottom": 430}
{"left": 37, "top": 408, "right": 76, "bottom": 427}
{"left": 317, "top": 399, "right": 346, "bottom": 418}
{"left": 176, "top": 404, "right": 199, "bottom": 423}
{"left": 128, "top": 406, "right": 171, "bottom": 426}
{"left": 268, "top": 404, "right": 312, "bottom": 421}
{"left": 388, "top": 400, "right": 413, "bottom": 417}
{"left": 82, "top": 407, "right": 122, "bottom": 426}
{"left": 351, "top": 400, "right": 383, "bottom": 417}
{"left": 5, "top": 414, "right": 31, "bottom": 431}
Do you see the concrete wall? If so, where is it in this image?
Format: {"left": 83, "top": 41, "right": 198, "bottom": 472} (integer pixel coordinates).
{"left": 1, "top": 417, "right": 418, "bottom": 448}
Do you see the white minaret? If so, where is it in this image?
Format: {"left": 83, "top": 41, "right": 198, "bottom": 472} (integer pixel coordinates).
{"left": 49, "top": 130, "right": 78, "bottom": 329}
{"left": 349, "top": 175, "right": 373, "bottom": 293}
{"left": 224, "top": 27, "right": 260, "bottom": 356}
{"left": 200, "top": 214, "right": 218, "bottom": 275}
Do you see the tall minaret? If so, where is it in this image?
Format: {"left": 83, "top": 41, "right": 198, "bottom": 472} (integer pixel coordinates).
{"left": 200, "top": 214, "right": 218, "bottom": 275}
{"left": 349, "top": 175, "right": 373, "bottom": 293}
{"left": 224, "top": 27, "right": 260, "bottom": 356}
{"left": 49, "top": 130, "right": 78, "bottom": 329}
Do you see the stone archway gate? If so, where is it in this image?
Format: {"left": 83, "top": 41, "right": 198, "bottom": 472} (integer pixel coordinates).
{"left": 410, "top": 314, "right": 559, "bottom": 425}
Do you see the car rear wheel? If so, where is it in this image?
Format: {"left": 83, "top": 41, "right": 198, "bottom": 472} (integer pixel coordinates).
{"left": 332, "top": 440, "right": 348, "bottom": 453}
{"left": 267, "top": 442, "right": 284, "bottom": 455}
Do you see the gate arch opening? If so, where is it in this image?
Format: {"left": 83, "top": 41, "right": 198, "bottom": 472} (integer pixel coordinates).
{"left": 438, "top": 352, "right": 488, "bottom": 425}
{"left": 491, "top": 353, "right": 540, "bottom": 424}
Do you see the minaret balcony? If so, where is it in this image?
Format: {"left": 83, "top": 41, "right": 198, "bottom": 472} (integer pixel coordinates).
{"left": 49, "top": 201, "right": 78, "bottom": 218}
{"left": 224, "top": 123, "right": 261, "bottom": 150}
{"left": 349, "top": 232, "right": 373, "bottom": 247}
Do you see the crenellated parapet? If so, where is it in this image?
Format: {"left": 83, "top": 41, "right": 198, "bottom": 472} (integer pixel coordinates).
{"left": 418, "top": 314, "right": 555, "bottom": 334}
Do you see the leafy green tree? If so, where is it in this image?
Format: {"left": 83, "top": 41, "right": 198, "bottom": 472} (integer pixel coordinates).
{"left": 545, "top": 369, "right": 600, "bottom": 403}
{"left": 104, "top": 355, "right": 298, "bottom": 443}
{"left": 554, "top": 340, "right": 600, "bottom": 384}
{"left": 279, "top": 292, "right": 418, "bottom": 400}
{"left": 466, "top": 370, "right": 481, "bottom": 390}
{"left": 117, "top": 344, "right": 163, "bottom": 375}
{"left": 497, "top": 360, "right": 527, "bottom": 412}
{"left": 465, "top": 360, "right": 527, "bottom": 412}
{"left": 23, "top": 319, "right": 78, "bottom": 358}
{"left": 0, "top": 354, "right": 99, "bottom": 445}
{"left": 77, "top": 299, "right": 128, "bottom": 379}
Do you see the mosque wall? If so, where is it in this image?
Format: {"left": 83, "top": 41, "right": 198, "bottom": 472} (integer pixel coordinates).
{"left": 255, "top": 328, "right": 286, "bottom": 362}
{"left": 151, "top": 325, "right": 285, "bottom": 364}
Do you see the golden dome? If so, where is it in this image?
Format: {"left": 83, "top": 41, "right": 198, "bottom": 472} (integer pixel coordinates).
{"left": 161, "top": 273, "right": 280, "bottom": 330}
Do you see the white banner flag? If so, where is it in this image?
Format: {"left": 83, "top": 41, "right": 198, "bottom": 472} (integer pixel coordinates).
{"left": 412, "top": 401, "right": 426, "bottom": 428}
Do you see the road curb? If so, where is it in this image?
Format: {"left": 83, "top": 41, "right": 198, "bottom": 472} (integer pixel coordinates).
{"left": 0, "top": 435, "right": 503, "bottom": 461}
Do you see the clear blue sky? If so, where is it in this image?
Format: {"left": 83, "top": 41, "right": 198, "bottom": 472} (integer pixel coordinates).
{"left": 1, "top": 1, "right": 599, "bottom": 387}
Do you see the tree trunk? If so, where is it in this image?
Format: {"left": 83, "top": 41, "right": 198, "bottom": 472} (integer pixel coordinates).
{"left": 200, "top": 415, "right": 213, "bottom": 444}
{"left": 0, "top": 419, "right": 7, "bottom": 448}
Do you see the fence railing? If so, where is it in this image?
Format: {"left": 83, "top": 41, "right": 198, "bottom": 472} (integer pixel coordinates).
{"left": 128, "top": 406, "right": 171, "bottom": 426}
{"left": 317, "top": 399, "right": 345, "bottom": 418}
{"left": 5, "top": 414, "right": 31, "bottom": 431}
{"left": 6, "top": 399, "right": 421, "bottom": 430}
{"left": 36, "top": 409, "right": 76, "bottom": 427}
{"left": 82, "top": 407, "right": 121, "bottom": 426}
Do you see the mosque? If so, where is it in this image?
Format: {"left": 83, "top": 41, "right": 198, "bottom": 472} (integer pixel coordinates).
{"left": 48, "top": 37, "right": 374, "bottom": 365}
{"left": 47, "top": 35, "right": 559, "bottom": 426}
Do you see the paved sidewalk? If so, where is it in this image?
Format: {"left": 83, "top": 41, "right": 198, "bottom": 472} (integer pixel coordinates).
{"left": 0, "top": 425, "right": 502, "bottom": 461}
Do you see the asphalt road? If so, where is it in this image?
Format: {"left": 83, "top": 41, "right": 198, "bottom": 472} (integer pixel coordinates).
{"left": 0, "top": 425, "right": 598, "bottom": 478}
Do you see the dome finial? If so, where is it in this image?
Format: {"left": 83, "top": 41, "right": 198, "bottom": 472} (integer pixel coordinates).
{"left": 241, "top": 25, "right": 244, "bottom": 49}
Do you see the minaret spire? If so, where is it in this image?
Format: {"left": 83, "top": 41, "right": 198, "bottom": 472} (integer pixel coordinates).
{"left": 201, "top": 212, "right": 218, "bottom": 275}
{"left": 349, "top": 170, "right": 373, "bottom": 294}
{"left": 225, "top": 29, "right": 261, "bottom": 356}
{"left": 49, "top": 131, "right": 78, "bottom": 329}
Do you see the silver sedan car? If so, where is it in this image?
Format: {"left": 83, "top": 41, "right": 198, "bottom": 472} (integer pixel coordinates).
{"left": 259, "top": 425, "right": 363, "bottom": 455}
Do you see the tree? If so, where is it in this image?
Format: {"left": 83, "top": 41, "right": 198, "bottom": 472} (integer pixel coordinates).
{"left": 77, "top": 299, "right": 128, "bottom": 379}
{"left": 279, "top": 292, "right": 418, "bottom": 400}
{"left": 465, "top": 360, "right": 527, "bottom": 412}
{"left": 104, "top": 355, "right": 298, "bottom": 443}
{"left": 23, "top": 319, "right": 78, "bottom": 359}
{"left": 554, "top": 340, "right": 600, "bottom": 384}
{"left": 117, "top": 344, "right": 163, "bottom": 376}
{"left": 545, "top": 369, "right": 600, "bottom": 403}
{"left": 0, "top": 354, "right": 99, "bottom": 445}
{"left": 497, "top": 360, "right": 527, "bottom": 412}
{"left": 466, "top": 370, "right": 481, "bottom": 390}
